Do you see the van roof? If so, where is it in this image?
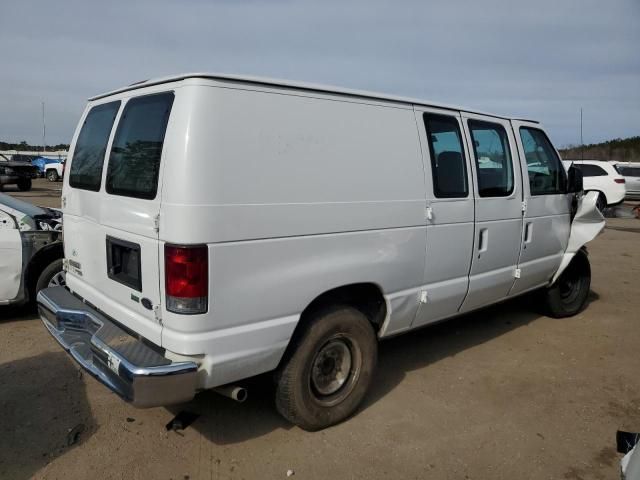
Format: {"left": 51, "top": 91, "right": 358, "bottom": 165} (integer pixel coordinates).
{"left": 90, "top": 72, "right": 538, "bottom": 123}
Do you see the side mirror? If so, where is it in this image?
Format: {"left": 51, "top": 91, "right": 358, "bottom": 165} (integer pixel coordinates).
{"left": 567, "top": 165, "right": 583, "bottom": 193}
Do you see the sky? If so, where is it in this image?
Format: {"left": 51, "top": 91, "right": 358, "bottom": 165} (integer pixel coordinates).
{"left": 1, "top": 0, "right": 638, "bottom": 148}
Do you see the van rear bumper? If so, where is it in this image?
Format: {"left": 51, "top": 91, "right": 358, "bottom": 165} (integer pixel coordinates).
{"left": 37, "top": 286, "right": 198, "bottom": 408}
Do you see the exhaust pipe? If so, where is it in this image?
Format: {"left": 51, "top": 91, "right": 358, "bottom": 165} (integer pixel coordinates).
{"left": 213, "top": 385, "right": 248, "bottom": 403}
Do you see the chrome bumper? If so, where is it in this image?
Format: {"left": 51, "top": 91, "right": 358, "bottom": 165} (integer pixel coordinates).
{"left": 37, "top": 287, "right": 198, "bottom": 407}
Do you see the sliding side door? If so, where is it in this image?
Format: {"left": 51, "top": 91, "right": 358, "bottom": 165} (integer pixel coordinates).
{"left": 411, "top": 107, "right": 475, "bottom": 327}
{"left": 460, "top": 113, "right": 524, "bottom": 312}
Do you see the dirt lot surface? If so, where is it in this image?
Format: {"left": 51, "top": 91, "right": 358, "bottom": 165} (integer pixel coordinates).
{"left": 1, "top": 178, "right": 63, "bottom": 208}
{"left": 1, "top": 181, "right": 639, "bottom": 480}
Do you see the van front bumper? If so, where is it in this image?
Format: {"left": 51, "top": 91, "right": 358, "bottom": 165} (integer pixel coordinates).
{"left": 37, "top": 286, "right": 198, "bottom": 407}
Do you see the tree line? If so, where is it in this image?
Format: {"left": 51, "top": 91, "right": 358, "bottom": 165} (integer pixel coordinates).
{"left": 0, "top": 140, "right": 70, "bottom": 151}
{"left": 559, "top": 136, "right": 640, "bottom": 162}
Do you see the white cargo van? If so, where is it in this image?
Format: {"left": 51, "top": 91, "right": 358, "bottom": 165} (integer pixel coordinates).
{"left": 38, "top": 74, "right": 602, "bottom": 430}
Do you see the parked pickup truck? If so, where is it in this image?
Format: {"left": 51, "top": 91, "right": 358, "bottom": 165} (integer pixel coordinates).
{"left": 0, "top": 154, "right": 38, "bottom": 191}
{"left": 32, "top": 156, "right": 65, "bottom": 182}
{"left": 38, "top": 74, "right": 604, "bottom": 431}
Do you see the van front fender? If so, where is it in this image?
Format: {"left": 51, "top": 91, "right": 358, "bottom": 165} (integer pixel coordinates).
{"left": 551, "top": 191, "right": 605, "bottom": 284}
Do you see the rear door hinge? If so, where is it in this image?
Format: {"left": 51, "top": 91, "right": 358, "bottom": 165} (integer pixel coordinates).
{"left": 420, "top": 290, "right": 428, "bottom": 304}
{"left": 521, "top": 200, "right": 527, "bottom": 213}
{"left": 153, "top": 214, "right": 160, "bottom": 233}
{"left": 514, "top": 268, "right": 521, "bottom": 279}
{"left": 153, "top": 304, "right": 162, "bottom": 324}
{"left": 425, "top": 205, "right": 433, "bottom": 221}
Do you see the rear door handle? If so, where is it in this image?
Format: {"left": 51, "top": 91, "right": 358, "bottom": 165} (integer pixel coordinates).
{"left": 524, "top": 222, "right": 533, "bottom": 243}
{"left": 478, "top": 228, "right": 488, "bottom": 256}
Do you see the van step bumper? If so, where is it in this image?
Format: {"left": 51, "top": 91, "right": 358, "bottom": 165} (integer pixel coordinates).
{"left": 37, "top": 287, "right": 197, "bottom": 408}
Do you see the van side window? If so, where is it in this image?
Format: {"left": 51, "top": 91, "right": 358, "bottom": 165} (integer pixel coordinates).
{"left": 106, "top": 92, "right": 174, "bottom": 200}
{"left": 468, "top": 120, "right": 514, "bottom": 197}
{"left": 423, "top": 114, "right": 468, "bottom": 198}
{"left": 519, "top": 127, "right": 567, "bottom": 195}
{"left": 69, "top": 101, "right": 120, "bottom": 191}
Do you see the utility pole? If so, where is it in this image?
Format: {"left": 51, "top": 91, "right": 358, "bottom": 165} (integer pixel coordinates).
{"left": 42, "top": 101, "right": 46, "bottom": 153}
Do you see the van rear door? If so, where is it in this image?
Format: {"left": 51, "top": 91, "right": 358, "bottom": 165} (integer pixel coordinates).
{"left": 62, "top": 92, "right": 175, "bottom": 346}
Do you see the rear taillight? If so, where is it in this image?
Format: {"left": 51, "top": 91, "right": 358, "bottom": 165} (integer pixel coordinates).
{"left": 614, "top": 178, "right": 626, "bottom": 184}
{"left": 165, "top": 244, "right": 208, "bottom": 314}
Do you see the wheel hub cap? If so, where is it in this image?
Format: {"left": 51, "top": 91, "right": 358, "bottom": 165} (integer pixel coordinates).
{"left": 311, "top": 339, "right": 352, "bottom": 396}
{"left": 48, "top": 271, "right": 66, "bottom": 288}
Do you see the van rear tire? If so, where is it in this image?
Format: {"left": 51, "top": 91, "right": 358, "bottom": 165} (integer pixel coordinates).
{"left": 275, "top": 306, "right": 377, "bottom": 431}
{"left": 542, "top": 249, "right": 591, "bottom": 318}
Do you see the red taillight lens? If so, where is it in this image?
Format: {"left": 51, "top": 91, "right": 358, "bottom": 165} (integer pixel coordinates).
{"left": 165, "top": 244, "right": 208, "bottom": 314}
{"left": 614, "top": 178, "right": 625, "bottom": 184}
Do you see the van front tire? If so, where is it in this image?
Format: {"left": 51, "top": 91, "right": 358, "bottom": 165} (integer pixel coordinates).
{"left": 275, "top": 306, "right": 377, "bottom": 431}
{"left": 542, "top": 249, "right": 591, "bottom": 318}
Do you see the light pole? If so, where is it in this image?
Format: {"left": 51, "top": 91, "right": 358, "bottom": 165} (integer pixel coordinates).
{"left": 42, "top": 101, "right": 46, "bottom": 153}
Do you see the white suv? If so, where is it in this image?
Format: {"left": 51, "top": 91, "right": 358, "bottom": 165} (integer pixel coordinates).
{"left": 614, "top": 162, "right": 640, "bottom": 200}
{"left": 563, "top": 160, "right": 626, "bottom": 210}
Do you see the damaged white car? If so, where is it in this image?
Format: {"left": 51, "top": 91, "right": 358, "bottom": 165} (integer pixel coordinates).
{"left": 0, "top": 193, "right": 64, "bottom": 306}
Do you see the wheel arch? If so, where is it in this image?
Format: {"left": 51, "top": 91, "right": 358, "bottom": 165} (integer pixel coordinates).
{"left": 277, "top": 282, "right": 387, "bottom": 369}
{"left": 300, "top": 282, "right": 387, "bottom": 330}
{"left": 24, "top": 241, "right": 63, "bottom": 301}
{"left": 585, "top": 189, "right": 607, "bottom": 205}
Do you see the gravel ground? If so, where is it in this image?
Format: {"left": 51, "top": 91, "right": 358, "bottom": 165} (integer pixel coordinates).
{"left": 1, "top": 180, "right": 639, "bottom": 480}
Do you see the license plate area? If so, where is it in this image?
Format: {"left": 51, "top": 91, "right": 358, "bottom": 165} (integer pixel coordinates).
{"left": 106, "top": 236, "right": 142, "bottom": 292}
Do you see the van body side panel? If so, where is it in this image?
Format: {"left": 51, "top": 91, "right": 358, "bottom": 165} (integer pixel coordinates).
{"left": 159, "top": 85, "right": 426, "bottom": 243}
{"left": 158, "top": 84, "right": 426, "bottom": 384}
{"left": 162, "top": 227, "right": 426, "bottom": 387}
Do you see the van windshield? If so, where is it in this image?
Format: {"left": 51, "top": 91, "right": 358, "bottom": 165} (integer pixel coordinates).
{"left": 106, "top": 92, "right": 174, "bottom": 200}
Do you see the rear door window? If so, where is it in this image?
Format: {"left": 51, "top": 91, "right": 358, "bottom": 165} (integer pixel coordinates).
{"left": 468, "top": 120, "right": 514, "bottom": 197}
{"left": 519, "top": 127, "right": 567, "bottom": 195}
{"left": 106, "top": 92, "right": 174, "bottom": 200}
{"left": 423, "top": 113, "right": 468, "bottom": 198}
{"left": 69, "top": 101, "right": 120, "bottom": 191}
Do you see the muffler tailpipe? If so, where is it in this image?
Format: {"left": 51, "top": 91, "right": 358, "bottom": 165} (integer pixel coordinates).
{"left": 213, "top": 385, "right": 248, "bottom": 403}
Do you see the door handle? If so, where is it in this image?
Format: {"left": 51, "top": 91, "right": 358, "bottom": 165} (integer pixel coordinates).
{"left": 478, "top": 228, "right": 488, "bottom": 256}
{"left": 524, "top": 222, "right": 533, "bottom": 243}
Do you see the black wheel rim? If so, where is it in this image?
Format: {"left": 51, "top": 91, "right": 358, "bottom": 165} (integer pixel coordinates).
{"left": 309, "top": 334, "right": 362, "bottom": 407}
